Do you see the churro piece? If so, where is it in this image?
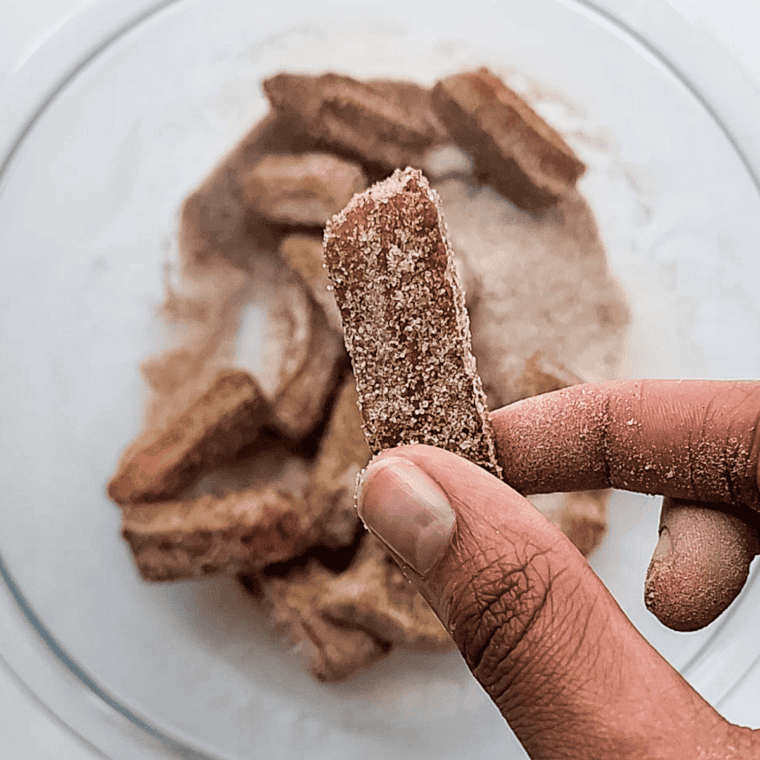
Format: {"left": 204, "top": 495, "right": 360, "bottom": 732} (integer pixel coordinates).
{"left": 323, "top": 167, "right": 501, "bottom": 477}
{"left": 262, "top": 561, "right": 390, "bottom": 682}
{"left": 319, "top": 534, "right": 452, "bottom": 651}
{"left": 270, "top": 296, "right": 346, "bottom": 440}
{"left": 262, "top": 73, "right": 439, "bottom": 170}
{"left": 431, "top": 68, "right": 586, "bottom": 212}
{"left": 249, "top": 251, "right": 314, "bottom": 402}
{"left": 121, "top": 486, "right": 315, "bottom": 582}
{"left": 278, "top": 234, "right": 342, "bottom": 332}
{"left": 308, "top": 375, "right": 369, "bottom": 548}
{"left": 366, "top": 78, "right": 447, "bottom": 144}
{"left": 238, "top": 250, "right": 343, "bottom": 441}
{"left": 108, "top": 369, "right": 268, "bottom": 505}
{"left": 240, "top": 152, "right": 367, "bottom": 227}
{"left": 178, "top": 112, "right": 321, "bottom": 268}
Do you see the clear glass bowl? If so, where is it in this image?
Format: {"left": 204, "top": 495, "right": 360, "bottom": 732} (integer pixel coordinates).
{"left": 2, "top": 0, "right": 760, "bottom": 758}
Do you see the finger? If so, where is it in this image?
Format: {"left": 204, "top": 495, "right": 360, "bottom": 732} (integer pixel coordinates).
{"left": 357, "top": 445, "right": 734, "bottom": 758}
{"left": 490, "top": 379, "right": 760, "bottom": 509}
{"left": 645, "top": 497, "right": 760, "bottom": 631}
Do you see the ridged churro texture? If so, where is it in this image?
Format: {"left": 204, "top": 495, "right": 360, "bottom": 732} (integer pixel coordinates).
{"left": 323, "top": 168, "right": 501, "bottom": 478}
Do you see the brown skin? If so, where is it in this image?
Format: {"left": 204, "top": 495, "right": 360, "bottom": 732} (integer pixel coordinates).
{"left": 363, "top": 380, "right": 760, "bottom": 759}
{"left": 490, "top": 380, "right": 760, "bottom": 629}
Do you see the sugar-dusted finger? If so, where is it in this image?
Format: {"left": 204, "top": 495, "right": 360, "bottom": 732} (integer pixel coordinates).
{"left": 491, "top": 379, "right": 760, "bottom": 510}
{"left": 645, "top": 497, "right": 760, "bottom": 631}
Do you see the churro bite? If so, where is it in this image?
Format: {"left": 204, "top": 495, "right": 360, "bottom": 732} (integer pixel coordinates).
{"left": 269, "top": 296, "right": 346, "bottom": 440}
{"left": 307, "top": 374, "right": 369, "bottom": 549}
{"left": 121, "top": 486, "right": 315, "bottom": 582}
{"left": 278, "top": 233, "right": 343, "bottom": 333}
{"left": 261, "top": 560, "right": 391, "bottom": 682}
{"left": 239, "top": 152, "right": 367, "bottom": 227}
{"left": 318, "top": 534, "right": 452, "bottom": 651}
{"left": 431, "top": 67, "right": 586, "bottom": 212}
{"left": 263, "top": 73, "right": 441, "bottom": 170}
{"left": 323, "top": 167, "right": 501, "bottom": 478}
{"left": 108, "top": 369, "right": 268, "bottom": 505}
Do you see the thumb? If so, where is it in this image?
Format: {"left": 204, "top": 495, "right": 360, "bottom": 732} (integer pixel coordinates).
{"left": 357, "top": 446, "right": 740, "bottom": 760}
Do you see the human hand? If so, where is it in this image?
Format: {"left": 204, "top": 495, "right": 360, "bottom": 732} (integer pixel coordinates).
{"left": 355, "top": 380, "right": 760, "bottom": 759}
{"left": 490, "top": 379, "right": 760, "bottom": 631}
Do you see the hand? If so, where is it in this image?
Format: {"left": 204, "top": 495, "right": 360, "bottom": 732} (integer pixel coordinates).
{"left": 490, "top": 379, "right": 760, "bottom": 631}
{"left": 355, "top": 380, "right": 760, "bottom": 759}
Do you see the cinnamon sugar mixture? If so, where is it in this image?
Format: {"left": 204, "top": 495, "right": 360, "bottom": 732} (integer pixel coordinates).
{"left": 107, "top": 67, "right": 630, "bottom": 681}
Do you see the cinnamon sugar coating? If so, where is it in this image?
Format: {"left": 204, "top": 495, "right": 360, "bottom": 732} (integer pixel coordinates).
{"left": 108, "top": 369, "right": 268, "bottom": 505}
{"left": 323, "top": 168, "right": 501, "bottom": 477}
{"left": 121, "top": 486, "right": 314, "bottom": 581}
{"left": 431, "top": 68, "right": 586, "bottom": 212}
{"left": 263, "top": 73, "right": 441, "bottom": 170}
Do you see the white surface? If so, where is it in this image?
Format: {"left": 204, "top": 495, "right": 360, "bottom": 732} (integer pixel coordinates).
{"left": 1, "top": 0, "right": 759, "bottom": 758}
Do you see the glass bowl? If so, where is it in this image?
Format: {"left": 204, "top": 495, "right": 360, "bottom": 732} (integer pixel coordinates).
{"left": 2, "top": 0, "right": 760, "bottom": 758}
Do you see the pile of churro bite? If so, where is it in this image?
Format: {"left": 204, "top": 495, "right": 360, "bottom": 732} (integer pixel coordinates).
{"left": 107, "top": 68, "right": 630, "bottom": 681}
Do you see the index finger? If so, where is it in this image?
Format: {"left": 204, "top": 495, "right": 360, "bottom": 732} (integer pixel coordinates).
{"left": 490, "top": 379, "right": 760, "bottom": 509}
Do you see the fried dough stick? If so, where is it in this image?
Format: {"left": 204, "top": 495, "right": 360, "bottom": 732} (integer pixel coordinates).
{"left": 278, "top": 234, "right": 343, "bottom": 333}
{"left": 269, "top": 296, "right": 346, "bottom": 440}
{"left": 431, "top": 68, "right": 586, "bottom": 212}
{"left": 240, "top": 152, "right": 367, "bottom": 227}
{"left": 307, "top": 374, "right": 370, "bottom": 548}
{"left": 262, "top": 560, "right": 390, "bottom": 682}
{"left": 121, "top": 486, "right": 315, "bottom": 582}
{"left": 108, "top": 369, "right": 268, "bottom": 505}
{"left": 323, "top": 167, "right": 501, "bottom": 477}
{"left": 263, "top": 73, "right": 441, "bottom": 171}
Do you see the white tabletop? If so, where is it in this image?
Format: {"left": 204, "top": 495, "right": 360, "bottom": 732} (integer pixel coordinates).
{"left": 1, "top": 0, "right": 759, "bottom": 757}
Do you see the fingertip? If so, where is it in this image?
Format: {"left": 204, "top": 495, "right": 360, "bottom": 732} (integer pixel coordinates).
{"left": 644, "top": 549, "right": 749, "bottom": 632}
{"left": 644, "top": 501, "right": 759, "bottom": 631}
